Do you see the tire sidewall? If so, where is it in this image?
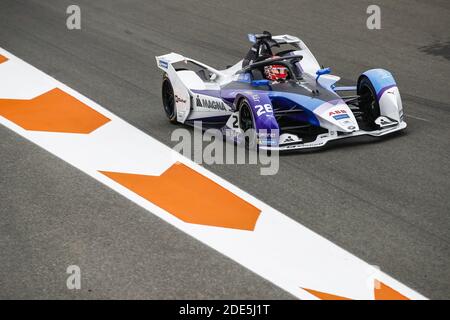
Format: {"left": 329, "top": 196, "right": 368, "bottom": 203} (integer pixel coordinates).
{"left": 162, "top": 75, "right": 177, "bottom": 123}
{"left": 239, "top": 99, "right": 258, "bottom": 150}
{"left": 358, "top": 76, "right": 381, "bottom": 127}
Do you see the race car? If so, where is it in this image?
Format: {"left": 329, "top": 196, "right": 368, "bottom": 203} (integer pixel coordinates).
{"left": 156, "top": 31, "right": 406, "bottom": 151}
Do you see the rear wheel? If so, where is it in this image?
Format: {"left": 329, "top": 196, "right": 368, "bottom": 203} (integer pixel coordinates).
{"left": 239, "top": 99, "right": 257, "bottom": 149}
{"left": 162, "top": 75, "right": 177, "bottom": 123}
{"left": 358, "top": 77, "right": 380, "bottom": 129}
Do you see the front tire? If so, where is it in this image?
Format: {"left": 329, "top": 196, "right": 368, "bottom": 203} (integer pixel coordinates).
{"left": 238, "top": 99, "right": 257, "bottom": 149}
{"left": 162, "top": 75, "right": 177, "bottom": 123}
{"left": 358, "top": 77, "right": 381, "bottom": 129}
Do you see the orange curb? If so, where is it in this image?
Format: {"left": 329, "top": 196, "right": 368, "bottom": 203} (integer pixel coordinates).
{"left": 302, "top": 279, "right": 410, "bottom": 300}
{"left": 100, "top": 162, "right": 261, "bottom": 231}
{"left": 0, "top": 88, "right": 110, "bottom": 133}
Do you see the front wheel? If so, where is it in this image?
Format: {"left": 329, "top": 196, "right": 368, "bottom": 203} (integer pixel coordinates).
{"left": 357, "top": 77, "right": 381, "bottom": 129}
{"left": 162, "top": 75, "right": 177, "bottom": 123}
{"left": 238, "top": 99, "right": 257, "bottom": 149}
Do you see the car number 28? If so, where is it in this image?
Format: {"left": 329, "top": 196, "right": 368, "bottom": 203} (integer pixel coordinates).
{"left": 255, "top": 104, "right": 273, "bottom": 117}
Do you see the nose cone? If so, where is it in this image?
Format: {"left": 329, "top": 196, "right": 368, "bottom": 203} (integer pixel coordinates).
{"left": 314, "top": 99, "right": 359, "bottom": 132}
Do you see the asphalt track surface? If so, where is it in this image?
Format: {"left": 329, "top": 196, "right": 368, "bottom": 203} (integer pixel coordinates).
{"left": 0, "top": 0, "right": 449, "bottom": 299}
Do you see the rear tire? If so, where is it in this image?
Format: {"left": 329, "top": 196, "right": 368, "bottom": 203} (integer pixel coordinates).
{"left": 162, "top": 75, "right": 177, "bottom": 123}
{"left": 357, "top": 77, "right": 380, "bottom": 129}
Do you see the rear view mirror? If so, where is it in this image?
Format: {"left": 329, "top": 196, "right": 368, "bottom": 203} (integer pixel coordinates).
{"left": 316, "top": 67, "right": 331, "bottom": 81}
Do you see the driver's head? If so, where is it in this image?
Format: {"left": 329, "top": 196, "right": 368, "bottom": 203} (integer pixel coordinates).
{"left": 264, "top": 64, "right": 288, "bottom": 81}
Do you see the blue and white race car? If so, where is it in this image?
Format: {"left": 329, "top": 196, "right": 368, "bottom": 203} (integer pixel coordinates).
{"left": 156, "top": 31, "right": 406, "bottom": 151}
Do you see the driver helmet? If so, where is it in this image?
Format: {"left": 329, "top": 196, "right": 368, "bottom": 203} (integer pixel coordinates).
{"left": 264, "top": 64, "right": 288, "bottom": 81}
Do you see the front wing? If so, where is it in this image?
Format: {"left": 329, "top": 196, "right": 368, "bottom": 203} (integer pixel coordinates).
{"left": 259, "top": 121, "right": 407, "bottom": 151}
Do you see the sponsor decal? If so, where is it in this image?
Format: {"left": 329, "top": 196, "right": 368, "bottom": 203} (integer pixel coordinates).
{"left": 258, "top": 132, "right": 278, "bottom": 146}
{"left": 258, "top": 139, "right": 277, "bottom": 146}
{"left": 175, "top": 95, "right": 187, "bottom": 104}
{"left": 196, "top": 95, "right": 202, "bottom": 107}
{"left": 284, "top": 136, "right": 295, "bottom": 142}
{"left": 195, "top": 95, "right": 228, "bottom": 111}
{"left": 328, "top": 109, "right": 347, "bottom": 116}
{"left": 158, "top": 59, "right": 169, "bottom": 69}
{"left": 258, "top": 132, "right": 277, "bottom": 139}
{"left": 329, "top": 109, "right": 350, "bottom": 121}
{"left": 333, "top": 114, "right": 350, "bottom": 120}
{"left": 280, "top": 134, "right": 302, "bottom": 145}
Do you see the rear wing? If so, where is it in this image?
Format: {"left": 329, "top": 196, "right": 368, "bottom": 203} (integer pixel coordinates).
{"left": 155, "top": 53, "right": 186, "bottom": 72}
{"left": 155, "top": 52, "right": 224, "bottom": 77}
